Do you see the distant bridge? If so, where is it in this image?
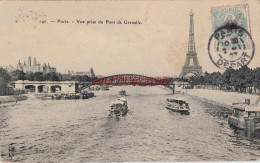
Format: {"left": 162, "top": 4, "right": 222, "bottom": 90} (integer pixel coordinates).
{"left": 77, "top": 74, "right": 179, "bottom": 93}
{"left": 14, "top": 75, "right": 187, "bottom": 94}
{"left": 15, "top": 80, "right": 77, "bottom": 93}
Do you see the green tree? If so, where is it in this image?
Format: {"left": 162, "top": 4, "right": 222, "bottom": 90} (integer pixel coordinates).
{"left": 25, "top": 72, "right": 34, "bottom": 81}
{"left": 0, "top": 68, "right": 11, "bottom": 82}
{"left": 78, "top": 75, "right": 90, "bottom": 82}
{"left": 10, "top": 69, "right": 26, "bottom": 81}
{"left": 215, "top": 72, "right": 225, "bottom": 90}
{"left": 34, "top": 72, "right": 44, "bottom": 81}
{"left": 204, "top": 72, "right": 212, "bottom": 86}
{"left": 189, "top": 75, "right": 204, "bottom": 86}
{"left": 229, "top": 66, "right": 251, "bottom": 93}
{"left": 221, "top": 67, "right": 236, "bottom": 90}
{"left": 49, "top": 72, "right": 60, "bottom": 81}
{"left": 253, "top": 68, "right": 260, "bottom": 93}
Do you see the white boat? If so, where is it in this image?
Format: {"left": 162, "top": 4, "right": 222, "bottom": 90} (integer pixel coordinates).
{"left": 109, "top": 97, "right": 128, "bottom": 116}
{"left": 228, "top": 99, "right": 260, "bottom": 131}
{"left": 166, "top": 98, "right": 190, "bottom": 115}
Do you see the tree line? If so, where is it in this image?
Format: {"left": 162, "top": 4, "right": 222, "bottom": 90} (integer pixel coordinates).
{"left": 1, "top": 66, "right": 259, "bottom": 94}
{"left": 0, "top": 69, "right": 94, "bottom": 82}
{"left": 188, "top": 66, "right": 260, "bottom": 94}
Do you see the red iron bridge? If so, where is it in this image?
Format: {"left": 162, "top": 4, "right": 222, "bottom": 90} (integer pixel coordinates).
{"left": 77, "top": 74, "right": 183, "bottom": 94}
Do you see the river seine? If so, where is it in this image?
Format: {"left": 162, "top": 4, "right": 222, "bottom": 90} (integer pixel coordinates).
{"left": 0, "top": 86, "right": 260, "bottom": 162}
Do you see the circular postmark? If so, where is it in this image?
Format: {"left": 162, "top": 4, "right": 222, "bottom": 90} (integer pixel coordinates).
{"left": 208, "top": 24, "right": 255, "bottom": 69}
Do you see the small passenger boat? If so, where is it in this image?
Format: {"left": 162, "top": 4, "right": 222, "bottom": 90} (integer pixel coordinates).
{"left": 50, "top": 92, "right": 95, "bottom": 100}
{"left": 89, "top": 85, "right": 100, "bottom": 91}
{"left": 109, "top": 97, "right": 128, "bottom": 116}
{"left": 228, "top": 99, "right": 260, "bottom": 131}
{"left": 79, "top": 91, "right": 95, "bottom": 99}
{"left": 166, "top": 98, "right": 190, "bottom": 114}
{"left": 118, "top": 89, "right": 127, "bottom": 96}
{"left": 101, "top": 86, "right": 110, "bottom": 91}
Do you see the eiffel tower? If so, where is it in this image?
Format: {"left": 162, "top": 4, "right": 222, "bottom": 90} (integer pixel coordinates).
{"left": 179, "top": 10, "right": 203, "bottom": 78}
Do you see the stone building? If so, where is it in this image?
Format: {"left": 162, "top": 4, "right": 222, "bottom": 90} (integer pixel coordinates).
{"left": 65, "top": 67, "right": 95, "bottom": 77}
{"left": 17, "top": 56, "right": 56, "bottom": 74}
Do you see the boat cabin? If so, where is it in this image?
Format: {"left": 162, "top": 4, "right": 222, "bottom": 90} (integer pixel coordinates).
{"left": 119, "top": 89, "right": 126, "bottom": 95}
{"left": 167, "top": 98, "right": 189, "bottom": 107}
{"left": 232, "top": 99, "right": 260, "bottom": 118}
{"left": 110, "top": 98, "right": 127, "bottom": 109}
{"left": 229, "top": 98, "right": 260, "bottom": 132}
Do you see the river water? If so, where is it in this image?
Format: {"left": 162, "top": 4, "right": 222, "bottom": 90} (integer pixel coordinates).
{"left": 0, "top": 86, "right": 260, "bottom": 162}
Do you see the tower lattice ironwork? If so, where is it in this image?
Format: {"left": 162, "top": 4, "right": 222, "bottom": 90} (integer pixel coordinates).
{"left": 179, "top": 10, "right": 203, "bottom": 78}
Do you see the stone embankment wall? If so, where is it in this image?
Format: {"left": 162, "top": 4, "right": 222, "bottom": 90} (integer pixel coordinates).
{"left": 0, "top": 95, "right": 28, "bottom": 104}
{"left": 182, "top": 89, "right": 260, "bottom": 109}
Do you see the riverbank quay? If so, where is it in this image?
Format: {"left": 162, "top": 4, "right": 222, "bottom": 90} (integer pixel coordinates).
{"left": 32, "top": 92, "right": 95, "bottom": 100}
{"left": 0, "top": 90, "right": 96, "bottom": 103}
{"left": 0, "top": 95, "right": 27, "bottom": 105}
{"left": 182, "top": 89, "right": 260, "bottom": 109}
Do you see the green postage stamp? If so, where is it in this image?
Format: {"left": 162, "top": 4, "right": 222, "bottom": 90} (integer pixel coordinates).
{"left": 211, "top": 4, "right": 250, "bottom": 31}
{"left": 211, "top": 4, "right": 251, "bottom": 50}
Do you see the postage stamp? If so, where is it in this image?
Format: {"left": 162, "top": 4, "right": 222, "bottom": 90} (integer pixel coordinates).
{"left": 211, "top": 4, "right": 251, "bottom": 50}
{"left": 209, "top": 4, "right": 254, "bottom": 69}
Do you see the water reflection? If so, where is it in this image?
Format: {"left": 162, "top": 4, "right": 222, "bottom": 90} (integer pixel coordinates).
{"left": 232, "top": 128, "right": 260, "bottom": 139}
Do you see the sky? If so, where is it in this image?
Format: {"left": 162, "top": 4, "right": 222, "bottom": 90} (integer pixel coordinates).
{"left": 0, "top": 0, "right": 259, "bottom": 76}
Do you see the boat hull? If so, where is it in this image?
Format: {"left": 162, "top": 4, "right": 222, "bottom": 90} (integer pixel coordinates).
{"left": 228, "top": 116, "right": 246, "bottom": 129}
{"left": 166, "top": 106, "right": 190, "bottom": 115}
{"left": 109, "top": 110, "right": 128, "bottom": 117}
{"left": 228, "top": 116, "right": 260, "bottom": 131}
{"left": 109, "top": 106, "right": 128, "bottom": 117}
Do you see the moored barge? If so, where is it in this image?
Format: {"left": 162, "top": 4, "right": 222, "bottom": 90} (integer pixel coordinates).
{"left": 228, "top": 99, "right": 260, "bottom": 132}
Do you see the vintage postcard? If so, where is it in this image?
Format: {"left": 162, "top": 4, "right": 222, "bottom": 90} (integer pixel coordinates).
{"left": 0, "top": 0, "right": 260, "bottom": 162}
